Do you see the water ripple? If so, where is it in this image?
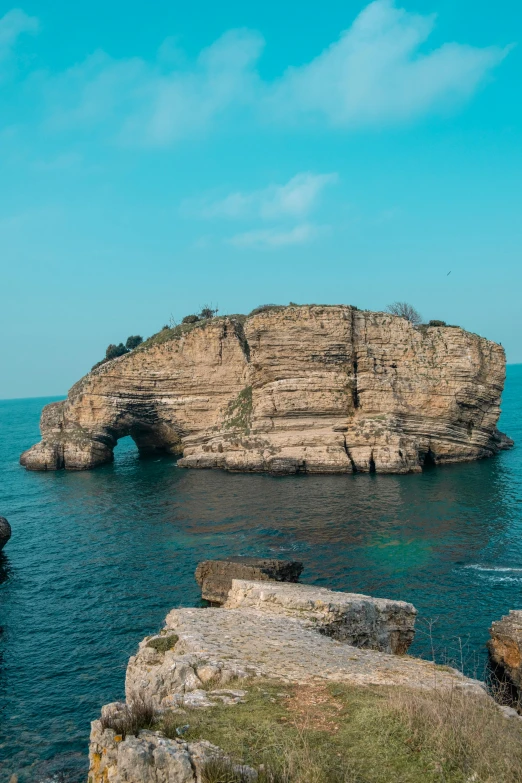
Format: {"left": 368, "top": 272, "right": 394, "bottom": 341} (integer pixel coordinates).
{"left": 0, "top": 366, "right": 521, "bottom": 781}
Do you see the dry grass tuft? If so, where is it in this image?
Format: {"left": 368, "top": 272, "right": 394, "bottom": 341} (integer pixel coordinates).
{"left": 284, "top": 682, "right": 343, "bottom": 733}
{"left": 386, "top": 683, "right": 522, "bottom": 782}
{"left": 100, "top": 696, "right": 155, "bottom": 739}
{"left": 154, "top": 679, "right": 522, "bottom": 783}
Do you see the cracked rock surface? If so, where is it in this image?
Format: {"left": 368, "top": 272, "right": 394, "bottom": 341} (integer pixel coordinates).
{"left": 21, "top": 306, "right": 512, "bottom": 475}
{"left": 89, "top": 581, "right": 486, "bottom": 782}
{"left": 125, "top": 606, "right": 482, "bottom": 709}
{"left": 224, "top": 579, "right": 416, "bottom": 654}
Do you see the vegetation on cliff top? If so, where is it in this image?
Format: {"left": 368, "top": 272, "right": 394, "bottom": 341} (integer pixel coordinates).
{"left": 91, "top": 302, "right": 462, "bottom": 373}
{"left": 102, "top": 678, "right": 522, "bottom": 783}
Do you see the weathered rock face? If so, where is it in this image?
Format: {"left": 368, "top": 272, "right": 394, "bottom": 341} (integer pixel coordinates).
{"left": 224, "top": 580, "right": 416, "bottom": 654}
{"left": 21, "top": 306, "right": 512, "bottom": 475}
{"left": 123, "top": 588, "right": 476, "bottom": 712}
{"left": 89, "top": 580, "right": 486, "bottom": 782}
{"left": 488, "top": 611, "right": 522, "bottom": 695}
{"left": 89, "top": 712, "right": 222, "bottom": 783}
{"left": 195, "top": 558, "right": 303, "bottom": 604}
{"left": 0, "top": 517, "right": 11, "bottom": 551}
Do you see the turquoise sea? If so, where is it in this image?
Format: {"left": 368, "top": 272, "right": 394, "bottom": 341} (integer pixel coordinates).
{"left": 1, "top": 365, "right": 521, "bottom": 781}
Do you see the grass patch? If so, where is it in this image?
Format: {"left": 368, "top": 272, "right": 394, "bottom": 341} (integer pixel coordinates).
{"left": 248, "top": 304, "right": 288, "bottom": 316}
{"left": 138, "top": 320, "right": 206, "bottom": 350}
{"left": 223, "top": 386, "right": 253, "bottom": 433}
{"left": 100, "top": 696, "right": 155, "bottom": 739}
{"left": 146, "top": 633, "right": 179, "bottom": 653}
{"left": 137, "top": 315, "right": 248, "bottom": 352}
{"left": 153, "top": 680, "right": 522, "bottom": 783}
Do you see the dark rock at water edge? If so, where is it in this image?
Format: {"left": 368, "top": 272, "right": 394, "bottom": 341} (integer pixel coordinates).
{"left": 0, "top": 517, "right": 11, "bottom": 551}
{"left": 195, "top": 556, "right": 303, "bottom": 604}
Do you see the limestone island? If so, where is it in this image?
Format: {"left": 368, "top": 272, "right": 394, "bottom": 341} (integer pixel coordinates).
{"left": 21, "top": 304, "right": 513, "bottom": 475}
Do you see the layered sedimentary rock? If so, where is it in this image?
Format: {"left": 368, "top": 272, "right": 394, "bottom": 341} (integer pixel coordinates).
{"left": 224, "top": 580, "right": 416, "bottom": 654}
{"left": 21, "top": 306, "right": 513, "bottom": 475}
{"left": 195, "top": 557, "right": 303, "bottom": 604}
{"left": 488, "top": 611, "right": 522, "bottom": 697}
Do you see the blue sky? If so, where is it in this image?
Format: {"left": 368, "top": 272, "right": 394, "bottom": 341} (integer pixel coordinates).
{"left": 1, "top": 0, "right": 521, "bottom": 398}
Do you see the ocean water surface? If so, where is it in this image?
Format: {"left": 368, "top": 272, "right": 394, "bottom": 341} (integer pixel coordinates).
{"left": 1, "top": 365, "right": 521, "bottom": 781}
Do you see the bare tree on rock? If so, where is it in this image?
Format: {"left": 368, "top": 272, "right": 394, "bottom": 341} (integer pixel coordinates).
{"left": 386, "top": 302, "right": 422, "bottom": 325}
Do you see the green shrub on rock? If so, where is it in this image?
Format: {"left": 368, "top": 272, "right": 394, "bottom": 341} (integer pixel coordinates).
{"left": 199, "top": 305, "right": 219, "bottom": 320}
{"left": 182, "top": 315, "right": 200, "bottom": 324}
{"left": 105, "top": 343, "right": 129, "bottom": 360}
{"left": 125, "top": 335, "right": 143, "bottom": 350}
{"left": 146, "top": 634, "right": 179, "bottom": 653}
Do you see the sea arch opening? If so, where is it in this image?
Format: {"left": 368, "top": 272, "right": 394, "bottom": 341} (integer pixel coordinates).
{"left": 106, "top": 418, "right": 185, "bottom": 463}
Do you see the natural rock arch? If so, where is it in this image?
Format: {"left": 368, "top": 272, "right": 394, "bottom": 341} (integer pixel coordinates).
{"left": 21, "top": 307, "right": 513, "bottom": 475}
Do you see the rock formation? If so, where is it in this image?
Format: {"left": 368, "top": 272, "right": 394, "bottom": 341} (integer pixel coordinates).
{"left": 224, "top": 580, "right": 416, "bottom": 654}
{"left": 195, "top": 557, "right": 303, "bottom": 604}
{"left": 488, "top": 611, "right": 522, "bottom": 700}
{"left": 0, "top": 517, "right": 11, "bottom": 551}
{"left": 89, "top": 721, "right": 225, "bottom": 783}
{"left": 21, "top": 305, "right": 513, "bottom": 475}
{"left": 88, "top": 578, "right": 485, "bottom": 782}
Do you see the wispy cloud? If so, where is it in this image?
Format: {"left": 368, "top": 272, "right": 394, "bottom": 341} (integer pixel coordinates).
{"left": 228, "top": 223, "right": 322, "bottom": 249}
{"left": 0, "top": 1, "right": 512, "bottom": 144}
{"left": 0, "top": 8, "right": 38, "bottom": 66}
{"left": 268, "top": 0, "right": 510, "bottom": 126}
{"left": 186, "top": 172, "right": 338, "bottom": 220}
{"left": 43, "top": 29, "right": 264, "bottom": 145}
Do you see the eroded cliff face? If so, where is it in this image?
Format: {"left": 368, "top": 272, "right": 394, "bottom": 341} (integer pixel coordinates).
{"left": 20, "top": 305, "right": 513, "bottom": 475}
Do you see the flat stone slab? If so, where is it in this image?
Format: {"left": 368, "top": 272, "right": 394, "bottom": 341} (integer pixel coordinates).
{"left": 125, "top": 607, "right": 483, "bottom": 710}
{"left": 224, "top": 580, "right": 416, "bottom": 654}
{"left": 195, "top": 557, "right": 303, "bottom": 604}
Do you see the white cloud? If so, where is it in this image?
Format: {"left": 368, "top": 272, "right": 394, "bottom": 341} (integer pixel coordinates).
{"left": 1, "top": 2, "right": 511, "bottom": 144}
{"left": 260, "top": 172, "right": 338, "bottom": 219}
{"left": 228, "top": 223, "right": 321, "bottom": 249}
{"left": 43, "top": 28, "right": 263, "bottom": 145}
{"left": 187, "top": 172, "right": 338, "bottom": 220}
{"left": 0, "top": 8, "right": 38, "bottom": 62}
{"left": 268, "top": 0, "right": 510, "bottom": 126}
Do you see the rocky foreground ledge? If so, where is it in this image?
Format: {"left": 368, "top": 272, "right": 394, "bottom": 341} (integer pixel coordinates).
{"left": 88, "top": 580, "right": 489, "bottom": 783}
{"left": 21, "top": 305, "right": 512, "bottom": 476}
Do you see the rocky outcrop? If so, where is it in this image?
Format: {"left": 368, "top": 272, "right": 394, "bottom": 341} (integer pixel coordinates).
{"left": 488, "top": 611, "right": 522, "bottom": 698}
{"left": 0, "top": 517, "right": 11, "bottom": 551}
{"left": 195, "top": 558, "right": 303, "bottom": 604}
{"left": 21, "top": 306, "right": 513, "bottom": 475}
{"left": 88, "top": 579, "right": 486, "bottom": 782}
{"left": 224, "top": 580, "right": 416, "bottom": 654}
{"left": 121, "top": 582, "right": 477, "bottom": 706}
{"left": 89, "top": 714, "right": 224, "bottom": 783}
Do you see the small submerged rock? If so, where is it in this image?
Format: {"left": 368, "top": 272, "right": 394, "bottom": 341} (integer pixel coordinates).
{"left": 0, "top": 517, "right": 11, "bottom": 551}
